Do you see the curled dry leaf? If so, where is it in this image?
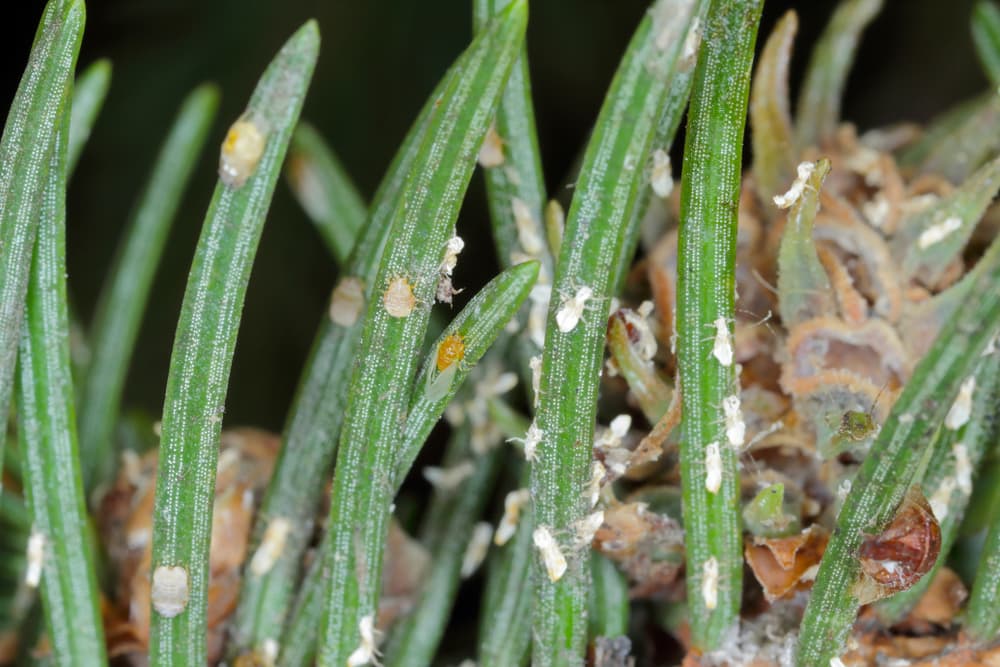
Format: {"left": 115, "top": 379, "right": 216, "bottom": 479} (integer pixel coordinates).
{"left": 745, "top": 524, "right": 829, "bottom": 601}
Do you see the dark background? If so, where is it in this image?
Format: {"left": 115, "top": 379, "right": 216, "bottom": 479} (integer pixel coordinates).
{"left": 1, "top": 0, "right": 984, "bottom": 431}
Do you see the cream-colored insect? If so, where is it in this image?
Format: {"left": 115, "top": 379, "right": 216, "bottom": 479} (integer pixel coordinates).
{"left": 722, "top": 395, "right": 745, "bottom": 448}
{"left": 25, "top": 531, "right": 45, "bottom": 588}
{"left": 495, "top": 488, "right": 531, "bottom": 546}
{"left": 249, "top": 517, "right": 292, "bottom": 575}
{"left": 917, "top": 215, "right": 962, "bottom": 249}
{"left": 705, "top": 442, "right": 722, "bottom": 494}
{"left": 587, "top": 461, "right": 606, "bottom": 508}
{"left": 702, "top": 556, "right": 719, "bottom": 610}
{"left": 573, "top": 510, "right": 605, "bottom": 547}
{"left": 533, "top": 526, "right": 568, "bottom": 582}
{"left": 346, "top": 613, "right": 381, "bottom": 667}
{"left": 527, "top": 284, "right": 552, "bottom": 348}
{"left": 219, "top": 118, "right": 267, "bottom": 188}
{"left": 596, "top": 414, "right": 632, "bottom": 450}
{"left": 556, "top": 286, "right": 594, "bottom": 333}
{"left": 945, "top": 375, "right": 975, "bottom": 430}
{"left": 773, "top": 161, "right": 816, "bottom": 209}
{"left": 651, "top": 149, "right": 674, "bottom": 199}
{"left": 512, "top": 197, "right": 545, "bottom": 256}
{"left": 681, "top": 16, "right": 702, "bottom": 61}
{"left": 329, "top": 277, "right": 366, "bottom": 327}
{"left": 478, "top": 122, "right": 505, "bottom": 168}
{"left": 461, "top": 522, "right": 494, "bottom": 578}
{"left": 383, "top": 276, "right": 417, "bottom": 318}
{"left": 529, "top": 355, "right": 543, "bottom": 407}
{"left": 151, "top": 565, "right": 190, "bottom": 618}
{"left": 710, "top": 316, "right": 734, "bottom": 367}
{"left": 423, "top": 460, "right": 475, "bottom": 491}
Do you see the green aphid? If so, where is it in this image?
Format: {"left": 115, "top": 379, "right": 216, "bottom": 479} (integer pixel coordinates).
{"left": 837, "top": 409, "right": 878, "bottom": 442}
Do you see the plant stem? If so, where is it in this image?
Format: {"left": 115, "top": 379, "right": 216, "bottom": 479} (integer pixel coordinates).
{"left": 0, "top": 0, "right": 84, "bottom": 482}
{"left": 67, "top": 58, "right": 112, "bottom": 178}
{"left": 316, "top": 6, "right": 526, "bottom": 663}
{"left": 78, "top": 84, "right": 219, "bottom": 495}
{"left": 149, "top": 23, "right": 318, "bottom": 667}
{"left": 676, "top": 0, "right": 763, "bottom": 650}
{"left": 530, "top": 1, "right": 709, "bottom": 663}
{"left": 383, "top": 425, "right": 502, "bottom": 667}
{"left": 15, "top": 86, "right": 107, "bottom": 666}
{"left": 286, "top": 121, "right": 367, "bottom": 265}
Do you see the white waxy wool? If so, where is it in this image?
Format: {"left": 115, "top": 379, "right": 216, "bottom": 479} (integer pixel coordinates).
{"left": 705, "top": 442, "right": 722, "bottom": 494}
{"left": 477, "top": 122, "right": 505, "bottom": 168}
{"left": 711, "top": 316, "right": 734, "bottom": 367}
{"left": 383, "top": 276, "right": 416, "bottom": 318}
{"left": 329, "top": 277, "right": 366, "bottom": 326}
{"left": 250, "top": 517, "right": 293, "bottom": 576}
{"left": 556, "top": 286, "right": 594, "bottom": 333}
{"left": 522, "top": 422, "right": 544, "bottom": 462}
{"left": 722, "top": 395, "right": 745, "bottom": 448}
{"left": 25, "top": 531, "right": 45, "bottom": 588}
{"left": 219, "top": 118, "right": 266, "bottom": 188}
{"left": 346, "top": 613, "right": 381, "bottom": 667}
{"left": 494, "top": 488, "right": 531, "bottom": 546}
{"left": 944, "top": 375, "right": 975, "bottom": 430}
{"left": 773, "top": 161, "right": 816, "bottom": 209}
{"left": 151, "top": 565, "right": 190, "bottom": 618}
{"left": 423, "top": 460, "right": 476, "bottom": 491}
{"left": 533, "top": 526, "right": 568, "bottom": 582}
{"left": 917, "top": 216, "right": 962, "bottom": 250}
{"left": 702, "top": 556, "right": 719, "bottom": 610}
{"left": 461, "top": 522, "right": 494, "bottom": 578}
{"left": 651, "top": 149, "right": 674, "bottom": 199}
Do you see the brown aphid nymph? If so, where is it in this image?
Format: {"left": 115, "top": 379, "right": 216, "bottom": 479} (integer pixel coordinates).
{"left": 855, "top": 485, "right": 941, "bottom": 604}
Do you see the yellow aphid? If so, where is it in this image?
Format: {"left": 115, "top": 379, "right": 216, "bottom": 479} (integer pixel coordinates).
{"left": 25, "top": 531, "right": 45, "bottom": 588}
{"left": 329, "top": 277, "right": 365, "bottom": 327}
{"left": 651, "top": 149, "right": 674, "bottom": 198}
{"left": 437, "top": 334, "right": 466, "bottom": 372}
{"left": 346, "top": 614, "right": 380, "bottom": 667}
{"left": 478, "top": 122, "right": 505, "bottom": 168}
{"left": 722, "top": 395, "right": 745, "bottom": 448}
{"left": 773, "top": 161, "right": 816, "bottom": 209}
{"left": 573, "top": 510, "right": 605, "bottom": 546}
{"left": 533, "top": 526, "right": 568, "bottom": 582}
{"left": 495, "top": 488, "right": 531, "bottom": 546}
{"left": 461, "top": 522, "right": 493, "bottom": 578}
{"left": 249, "top": 517, "right": 292, "bottom": 576}
{"left": 383, "top": 276, "right": 416, "bottom": 318}
{"left": 151, "top": 565, "right": 190, "bottom": 618}
{"left": 711, "top": 316, "right": 734, "bottom": 367}
{"left": 945, "top": 375, "right": 975, "bottom": 430}
{"left": 702, "top": 556, "right": 719, "bottom": 610}
{"left": 705, "top": 442, "right": 722, "bottom": 494}
{"left": 219, "top": 118, "right": 266, "bottom": 188}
